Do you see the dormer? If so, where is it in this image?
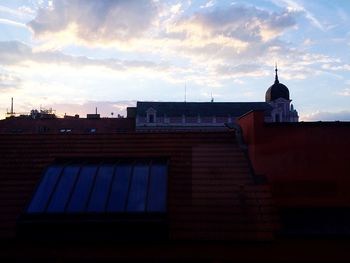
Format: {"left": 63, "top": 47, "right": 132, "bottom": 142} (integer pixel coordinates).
{"left": 146, "top": 107, "right": 157, "bottom": 124}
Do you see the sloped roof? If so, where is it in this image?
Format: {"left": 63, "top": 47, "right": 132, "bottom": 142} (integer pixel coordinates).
{"left": 137, "top": 102, "right": 272, "bottom": 117}
{"left": 0, "top": 131, "right": 278, "bottom": 241}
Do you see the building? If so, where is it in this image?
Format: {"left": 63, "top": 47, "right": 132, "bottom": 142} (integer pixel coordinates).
{"left": 265, "top": 67, "right": 299, "bottom": 122}
{"left": 132, "top": 101, "right": 272, "bottom": 130}
{"left": 130, "top": 67, "right": 298, "bottom": 131}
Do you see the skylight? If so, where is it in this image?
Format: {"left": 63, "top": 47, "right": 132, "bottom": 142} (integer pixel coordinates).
{"left": 26, "top": 160, "right": 168, "bottom": 214}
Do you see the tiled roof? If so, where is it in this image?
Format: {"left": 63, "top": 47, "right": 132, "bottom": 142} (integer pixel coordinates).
{"left": 137, "top": 102, "right": 273, "bottom": 117}
{"left": 0, "top": 131, "right": 278, "bottom": 241}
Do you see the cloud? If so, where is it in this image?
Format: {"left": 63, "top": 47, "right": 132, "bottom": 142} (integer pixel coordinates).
{"left": 200, "top": 1, "right": 215, "bottom": 9}
{"left": 0, "top": 4, "right": 34, "bottom": 19}
{"left": 23, "top": 1, "right": 331, "bottom": 83}
{"left": 0, "top": 41, "right": 171, "bottom": 73}
{"left": 215, "top": 63, "right": 266, "bottom": 77}
{"left": 337, "top": 88, "right": 350, "bottom": 96}
{"left": 322, "top": 63, "right": 350, "bottom": 71}
{"left": 301, "top": 111, "right": 350, "bottom": 121}
{"left": 160, "top": 4, "right": 303, "bottom": 70}
{"left": 272, "top": 0, "right": 324, "bottom": 30}
{"left": 28, "top": 0, "right": 158, "bottom": 44}
{"left": 0, "top": 73, "right": 21, "bottom": 90}
{"left": 170, "top": 5, "right": 297, "bottom": 44}
{"left": 0, "top": 18, "right": 26, "bottom": 28}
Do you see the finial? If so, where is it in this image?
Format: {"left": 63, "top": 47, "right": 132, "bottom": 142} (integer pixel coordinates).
{"left": 274, "top": 62, "right": 279, "bottom": 84}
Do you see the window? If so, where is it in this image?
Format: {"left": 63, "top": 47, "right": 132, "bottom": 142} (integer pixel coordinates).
{"left": 59, "top": 128, "right": 72, "bottom": 133}
{"left": 20, "top": 159, "right": 168, "bottom": 240}
{"left": 148, "top": 114, "right": 154, "bottom": 123}
{"left": 146, "top": 107, "right": 157, "bottom": 124}
{"left": 275, "top": 114, "right": 280, "bottom": 122}
{"left": 26, "top": 160, "right": 168, "bottom": 214}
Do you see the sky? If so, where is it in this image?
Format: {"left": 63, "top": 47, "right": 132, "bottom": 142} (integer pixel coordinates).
{"left": 0, "top": 0, "right": 350, "bottom": 120}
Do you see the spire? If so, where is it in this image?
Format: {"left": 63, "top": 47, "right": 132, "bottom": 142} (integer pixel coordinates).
{"left": 274, "top": 63, "right": 279, "bottom": 84}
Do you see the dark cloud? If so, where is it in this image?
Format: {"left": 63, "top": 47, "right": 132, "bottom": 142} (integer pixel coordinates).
{"left": 28, "top": 0, "right": 158, "bottom": 42}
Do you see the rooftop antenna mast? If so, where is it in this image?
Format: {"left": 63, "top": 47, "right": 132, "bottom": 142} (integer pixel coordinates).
{"left": 275, "top": 62, "right": 279, "bottom": 83}
{"left": 6, "top": 97, "right": 15, "bottom": 116}
{"left": 11, "top": 97, "right": 13, "bottom": 115}
{"left": 211, "top": 92, "right": 214, "bottom": 103}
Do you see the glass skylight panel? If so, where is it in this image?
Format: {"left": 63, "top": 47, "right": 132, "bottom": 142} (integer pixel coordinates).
{"left": 107, "top": 164, "right": 132, "bottom": 212}
{"left": 66, "top": 165, "right": 97, "bottom": 212}
{"left": 147, "top": 163, "right": 167, "bottom": 212}
{"left": 87, "top": 165, "right": 114, "bottom": 212}
{"left": 127, "top": 163, "right": 149, "bottom": 212}
{"left": 27, "top": 165, "right": 63, "bottom": 213}
{"left": 47, "top": 165, "right": 80, "bottom": 213}
{"left": 26, "top": 160, "right": 168, "bottom": 215}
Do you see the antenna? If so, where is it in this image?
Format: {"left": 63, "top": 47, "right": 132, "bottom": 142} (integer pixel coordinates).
{"left": 274, "top": 62, "right": 279, "bottom": 83}
{"left": 211, "top": 92, "right": 214, "bottom": 103}
{"left": 11, "top": 97, "right": 13, "bottom": 115}
{"left": 95, "top": 107, "right": 98, "bottom": 114}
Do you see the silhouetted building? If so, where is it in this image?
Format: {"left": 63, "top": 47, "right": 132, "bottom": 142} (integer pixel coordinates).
{"left": 129, "top": 67, "right": 298, "bottom": 131}
{"left": 133, "top": 101, "right": 272, "bottom": 130}
{"left": 265, "top": 66, "right": 299, "bottom": 122}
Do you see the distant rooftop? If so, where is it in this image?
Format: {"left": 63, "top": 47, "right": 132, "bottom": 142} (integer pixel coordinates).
{"left": 136, "top": 101, "right": 273, "bottom": 117}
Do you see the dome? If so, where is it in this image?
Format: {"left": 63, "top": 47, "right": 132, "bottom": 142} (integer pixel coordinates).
{"left": 265, "top": 67, "right": 290, "bottom": 102}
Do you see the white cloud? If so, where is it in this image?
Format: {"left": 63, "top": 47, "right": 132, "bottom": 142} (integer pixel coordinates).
{"left": 301, "top": 111, "right": 350, "bottom": 121}
{"left": 0, "top": 18, "right": 26, "bottom": 28}
{"left": 337, "top": 88, "right": 350, "bottom": 97}
{"left": 171, "top": 5, "right": 297, "bottom": 43}
{"left": 200, "top": 1, "right": 215, "bottom": 9}
{"left": 322, "top": 63, "right": 350, "bottom": 71}
{"left": 28, "top": 0, "right": 158, "bottom": 44}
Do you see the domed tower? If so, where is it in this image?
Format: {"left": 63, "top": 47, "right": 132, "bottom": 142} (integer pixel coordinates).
{"left": 265, "top": 65, "right": 298, "bottom": 122}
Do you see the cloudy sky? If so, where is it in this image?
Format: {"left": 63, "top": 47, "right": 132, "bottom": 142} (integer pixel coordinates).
{"left": 0, "top": 0, "right": 350, "bottom": 120}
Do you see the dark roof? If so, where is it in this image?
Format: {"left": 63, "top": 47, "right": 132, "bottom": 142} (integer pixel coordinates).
{"left": 137, "top": 101, "right": 272, "bottom": 117}
{"left": 0, "top": 117, "right": 135, "bottom": 134}
{"left": 0, "top": 131, "right": 278, "bottom": 241}
{"left": 265, "top": 69, "right": 290, "bottom": 102}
